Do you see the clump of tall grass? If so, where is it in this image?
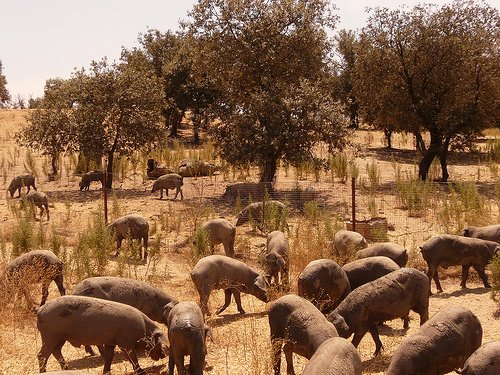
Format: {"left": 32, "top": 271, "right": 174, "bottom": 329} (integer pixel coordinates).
{"left": 290, "top": 201, "right": 343, "bottom": 277}
{"left": 438, "top": 182, "right": 490, "bottom": 234}
{"left": 11, "top": 216, "right": 36, "bottom": 257}
{"left": 330, "top": 153, "right": 348, "bottom": 183}
{"left": 71, "top": 209, "right": 115, "bottom": 280}
{"left": 191, "top": 225, "right": 211, "bottom": 265}
{"left": 394, "top": 167, "right": 431, "bottom": 216}
{"left": 489, "top": 252, "right": 500, "bottom": 305}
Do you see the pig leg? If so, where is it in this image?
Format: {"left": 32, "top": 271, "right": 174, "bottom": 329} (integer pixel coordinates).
{"left": 40, "top": 280, "right": 50, "bottom": 306}
{"left": 197, "top": 284, "right": 212, "bottom": 315}
{"left": 52, "top": 339, "right": 69, "bottom": 370}
{"left": 172, "top": 350, "right": 188, "bottom": 375}
{"left": 84, "top": 345, "right": 97, "bottom": 356}
{"left": 401, "top": 313, "right": 410, "bottom": 329}
{"left": 216, "top": 288, "right": 234, "bottom": 315}
{"left": 461, "top": 265, "right": 471, "bottom": 289}
{"left": 270, "top": 333, "right": 283, "bottom": 375}
{"left": 38, "top": 340, "right": 57, "bottom": 372}
{"left": 103, "top": 345, "right": 116, "bottom": 374}
{"left": 168, "top": 349, "right": 175, "bottom": 375}
{"left": 283, "top": 342, "right": 296, "bottom": 375}
{"left": 426, "top": 264, "right": 443, "bottom": 293}
{"left": 351, "top": 325, "right": 370, "bottom": 349}
{"left": 54, "top": 273, "right": 66, "bottom": 296}
{"left": 233, "top": 289, "right": 245, "bottom": 314}
{"left": 122, "top": 349, "right": 143, "bottom": 375}
{"left": 368, "top": 324, "right": 383, "bottom": 356}
{"left": 473, "top": 264, "right": 491, "bottom": 288}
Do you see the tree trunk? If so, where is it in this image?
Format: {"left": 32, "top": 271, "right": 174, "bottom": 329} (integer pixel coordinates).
{"left": 384, "top": 129, "right": 392, "bottom": 149}
{"left": 106, "top": 151, "right": 114, "bottom": 189}
{"left": 193, "top": 112, "right": 201, "bottom": 145}
{"left": 439, "top": 136, "right": 451, "bottom": 182}
{"left": 418, "top": 133, "right": 441, "bottom": 181}
{"left": 51, "top": 154, "right": 58, "bottom": 177}
{"left": 169, "top": 110, "right": 186, "bottom": 138}
{"left": 414, "top": 131, "right": 426, "bottom": 151}
{"left": 259, "top": 157, "right": 278, "bottom": 184}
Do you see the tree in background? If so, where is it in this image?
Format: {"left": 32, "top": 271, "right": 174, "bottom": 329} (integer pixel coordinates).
{"left": 335, "top": 29, "right": 360, "bottom": 130}
{"left": 131, "top": 29, "right": 220, "bottom": 141}
{"left": 185, "top": 0, "right": 349, "bottom": 183}
{"left": 0, "top": 59, "right": 10, "bottom": 107}
{"left": 70, "top": 58, "right": 164, "bottom": 188}
{"left": 353, "top": 0, "right": 500, "bottom": 181}
{"left": 16, "top": 78, "right": 75, "bottom": 178}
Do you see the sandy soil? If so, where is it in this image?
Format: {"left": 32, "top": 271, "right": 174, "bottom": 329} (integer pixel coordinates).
{"left": 0, "top": 109, "right": 499, "bottom": 375}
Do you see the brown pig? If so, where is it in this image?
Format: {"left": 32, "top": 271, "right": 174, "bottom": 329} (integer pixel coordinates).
{"left": 190, "top": 255, "right": 269, "bottom": 315}
{"left": 36, "top": 295, "right": 168, "bottom": 374}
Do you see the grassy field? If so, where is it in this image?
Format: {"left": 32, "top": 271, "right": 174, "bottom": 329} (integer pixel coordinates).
{"left": 0, "top": 109, "right": 499, "bottom": 374}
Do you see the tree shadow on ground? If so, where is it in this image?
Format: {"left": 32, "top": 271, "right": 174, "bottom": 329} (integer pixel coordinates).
{"left": 430, "top": 286, "right": 490, "bottom": 299}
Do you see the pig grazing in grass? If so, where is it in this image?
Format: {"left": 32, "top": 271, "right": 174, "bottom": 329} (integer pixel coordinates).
{"left": 26, "top": 190, "right": 50, "bottom": 220}
{"left": 456, "top": 341, "right": 500, "bottom": 375}
{"left": 298, "top": 259, "right": 351, "bottom": 313}
{"left": 79, "top": 170, "right": 105, "bottom": 191}
{"left": 190, "top": 255, "right": 269, "bottom": 315}
{"left": 332, "top": 230, "right": 368, "bottom": 254}
{"left": 200, "top": 218, "right": 236, "bottom": 257}
{"left": 386, "top": 305, "right": 482, "bottom": 375}
{"left": 151, "top": 173, "right": 183, "bottom": 200}
{"left": 36, "top": 295, "right": 168, "bottom": 374}
{"left": 108, "top": 214, "right": 149, "bottom": 260}
{"left": 269, "top": 294, "right": 338, "bottom": 375}
{"left": 167, "top": 301, "right": 213, "bottom": 375}
{"left": 301, "top": 337, "right": 362, "bottom": 375}
{"left": 3, "top": 250, "right": 65, "bottom": 306}
{"left": 327, "top": 268, "right": 430, "bottom": 356}
{"left": 461, "top": 224, "right": 500, "bottom": 243}
{"left": 420, "top": 234, "right": 500, "bottom": 293}
{"left": 356, "top": 242, "right": 408, "bottom": 267}
{"left": 8, "top": 173, "right": 37, "bottom": 197}
{"left": 264, "top": 230, "right": 289, "bottom": 288}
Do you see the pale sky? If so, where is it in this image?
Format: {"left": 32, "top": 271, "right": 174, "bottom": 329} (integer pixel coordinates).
{"left": 1, "top": 0, "right": 498, "bottom": 100}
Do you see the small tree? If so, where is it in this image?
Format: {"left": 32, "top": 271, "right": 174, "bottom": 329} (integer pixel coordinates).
{"left": 0, "top": 59, "right": 11, "bottom": 107}
{"left": 70, "top": 58, "right": 165, "bottom": 187}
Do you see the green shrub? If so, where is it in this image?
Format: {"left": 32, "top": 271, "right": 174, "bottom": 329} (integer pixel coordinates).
{"left": 330, "top": 153, "right": 348, "bottom": 183}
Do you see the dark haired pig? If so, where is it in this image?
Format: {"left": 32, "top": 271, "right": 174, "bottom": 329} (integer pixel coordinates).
{"left": 79, "top": 170, "right": 105, "bottom": 191}
{"left": 3, "top": 250, "right": 65, "bottom": 306}
{"left": 72, "top": 276, "right": 178, "bottom": 356}
{"left": 221, "top": 181, "right": 263, "bottom": 202}
{"left": 269, "top": 294, "right": 338, "bottom": 375}
{"left": 167, "top": 301, "right": 213, "bottom": 375}
{"left": 456, "top": 341, "right": 500, "bottom": 375}
{"left": 420, "top": 234, "right": 500, "bottom": 293}
{"left": 151, "top": 173, "right": 183, "bottom": 200}
{"left": 26, "top": 190, "right": 50, "bottom": 220}
{"left": 8, "top": 173, "right": 36, "bottom": 197}
{"left": 386, "top": 304, "right": 482, "bottom": 375}
{"left": 235, "top": 200, "right": 287, "bottom": 228}
{"left": 36, "top": 295, "right": 168, "bottom": 374}
{"left": 297, "top": 259, "right": 351, "bottom": 313}
{"left": 342, "top": 256, "right": 400, "bottom": 290}
{"left": 301, "top": 337, "right": 362, "bottom": 375}
{"left": 200, "top": 218, "right": 236, "bottom": 257}
{"left": 264, "top": 230, "right": 289, "bottom": 288}
{"left": 327, "top": 268, "right": 430, "bottom": 355}
{"left": 71, "top": 276, "right": 178, "bottom": 325}
{"left": 108, "top": 214, "right": 149, "bottom": 260}
{"left": 356, "top": 242, "right": 408, "bottom": 267}
{"left": 190, "top": 255, "right": 268, "bottom": 315}
{"left": 461, "top": 224, "right": 500, "bottom": 243}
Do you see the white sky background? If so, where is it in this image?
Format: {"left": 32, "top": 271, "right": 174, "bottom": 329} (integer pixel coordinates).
{"left": 1, "top": 0, "right": 498, "bottom": 100}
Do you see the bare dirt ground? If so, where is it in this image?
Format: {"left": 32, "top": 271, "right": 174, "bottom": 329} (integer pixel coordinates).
{"left": 0, "top": 109, "right": 499, "bottom": 375}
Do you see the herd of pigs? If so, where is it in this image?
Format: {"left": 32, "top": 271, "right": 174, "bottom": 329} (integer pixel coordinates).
{"left": 4, "top": 172, "right": 500, "bottom": 374}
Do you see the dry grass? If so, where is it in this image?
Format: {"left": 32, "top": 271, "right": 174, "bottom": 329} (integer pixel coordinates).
{"left": 0, "top": 109, "right": 499, "bottom": 374}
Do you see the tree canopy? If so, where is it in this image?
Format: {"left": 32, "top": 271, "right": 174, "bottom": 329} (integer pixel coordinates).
{"left": 184, "top": 0, "right": 349, "bottom": 183}
{"left": 0, "top": 59, "right": 10, "bottom": 107}
{"left": 353, "top": 0, "right": 500, "bottom": 181}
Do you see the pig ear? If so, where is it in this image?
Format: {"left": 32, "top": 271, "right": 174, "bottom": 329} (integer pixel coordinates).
{"left": 163, "top": 301, "right": 177, "bottom": 323}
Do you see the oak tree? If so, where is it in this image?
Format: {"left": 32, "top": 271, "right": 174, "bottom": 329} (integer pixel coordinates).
{"left": 185, "top": 0, "right": 349, "bottom": 183}
{"left": 353, "top": 0, "right": 500, "bottom": 181}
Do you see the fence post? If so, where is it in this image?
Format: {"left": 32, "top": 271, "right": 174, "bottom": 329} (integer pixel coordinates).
{"left": 351, "top": 177, "right": 356, "bottom": 232}
{"left": 103, "top": 165, "right": 108, "bottom": 224}
{"left": 261, "top": 183, "right": 266, "bottom": 231}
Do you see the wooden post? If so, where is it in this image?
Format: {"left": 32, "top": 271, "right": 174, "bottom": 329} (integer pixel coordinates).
{"left": 103, "top": 165, "right": 108, "bottom": 224}
{"left": 351, "top": 177, "right": 356, "bottom": 232}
